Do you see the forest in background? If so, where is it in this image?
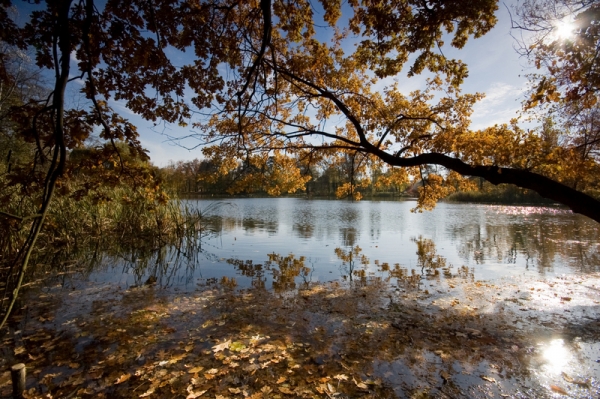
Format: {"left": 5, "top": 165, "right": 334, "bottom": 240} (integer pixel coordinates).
{"left": 161, "top": 157, "right": 555, "bottom": 204}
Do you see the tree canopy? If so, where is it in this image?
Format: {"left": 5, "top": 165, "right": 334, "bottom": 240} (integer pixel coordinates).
{"left": 2, "top": 0, "right": 600, "bottom": 221}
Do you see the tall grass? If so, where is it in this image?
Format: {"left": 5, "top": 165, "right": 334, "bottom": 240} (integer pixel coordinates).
{"left": 0, "top": 182, "right": 211, "bottom": 295}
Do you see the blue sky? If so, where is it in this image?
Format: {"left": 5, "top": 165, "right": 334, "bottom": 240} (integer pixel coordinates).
{"left": 13, "top": 1, "right": 532, "bottom": 167}
{"left": 128, "top": 2, "right": 533, "bottom": 167}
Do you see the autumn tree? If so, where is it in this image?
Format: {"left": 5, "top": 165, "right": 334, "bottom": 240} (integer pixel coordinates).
{"left": 194, "top": 0, "right": 600, "bottom": 220}
{"left": 2, "top": 0, "right": 600, "bottom": 326}
{"left": 513, "top": 0, "right": 599, "bottom": 108}
{"left": 512, "top": 0, "right": 600, "bottom": 196}
{"left": 0, "top": 0, "right": 163, "bottom": 328}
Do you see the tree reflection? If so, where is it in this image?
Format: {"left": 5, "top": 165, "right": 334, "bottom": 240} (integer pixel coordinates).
{"left": 335, "top": 246, "right": 370, "bottom": 284}
{"left": 226, "top": 258, "right": 266, "bottom": 290}
{"left": 339, "top": 227, "right": 359, "bottom": 247}
{"left": 266, "top": 253, "right": 311, "bottom": 292}
{"left": 448, "top": 209, "right": 600, "bottom": 275}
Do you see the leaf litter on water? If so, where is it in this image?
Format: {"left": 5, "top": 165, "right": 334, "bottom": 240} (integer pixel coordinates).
{"left": 1, "top": 268, "right": 600, "bottom": 398}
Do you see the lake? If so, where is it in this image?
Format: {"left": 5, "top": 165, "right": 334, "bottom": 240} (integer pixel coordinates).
{"left": 5, "top": 198, "right": 600, "bottom": 398}
{"left": 89, "top": 198, "right": 600, "bottom": 290}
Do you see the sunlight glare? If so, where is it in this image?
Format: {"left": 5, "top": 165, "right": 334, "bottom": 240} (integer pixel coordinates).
{"left": 553, "top": 19, "right": 575, "bottom": 40}
{"left": 542, "top": 339, "right": 570, "bottom": 374}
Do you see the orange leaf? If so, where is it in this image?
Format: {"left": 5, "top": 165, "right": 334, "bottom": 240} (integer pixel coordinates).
{"left": 115, "top": 373, "right": 131, "bottom": 384}
{"left": 550, "top": 385, "right": 568, "bottom": 395}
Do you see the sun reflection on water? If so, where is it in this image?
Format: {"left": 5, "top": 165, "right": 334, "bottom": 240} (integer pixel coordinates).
{"left": 543, "top": 339, "right": 570, "bottom": 374}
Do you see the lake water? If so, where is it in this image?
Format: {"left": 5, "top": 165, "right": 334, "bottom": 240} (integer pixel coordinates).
{"left": 89, "top": 198, "right": 600, "bottom": 290}
{"left": 10, "top": 198, "right": 600, "bottom": 398}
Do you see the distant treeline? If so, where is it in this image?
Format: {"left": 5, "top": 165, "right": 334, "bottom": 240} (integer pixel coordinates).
{"left": 160, "top": 158, "right": 412, "bottom": 198}
{"left": 447, "top": 179, "right": 556, "bottom": 205}
{"left": 159, "top": 159, "right": 560, "bottom": 204}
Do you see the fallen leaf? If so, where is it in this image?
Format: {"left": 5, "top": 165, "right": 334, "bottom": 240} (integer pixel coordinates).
{"left": 188, "top": 366, "right": 204, "bottom": 374}
{"left": 190, "top": 377, "right": 202, "bottom": 386}
{"left": 115, "top": 373, "right": 131, "bottom": 384}
{"left": 351, "top": 376, "right": 368, "bottom": 390}
{"left": 550, "top": 385, "right": 568, "bottom": 395}
{"left": 480, "top": 375, "right": 496, "bottom": 383}
{"left": 440, "top": 371, "right": 451, "bottom": 382}
{"left": 27, "top": 353, "right": 43, "bottom": 361}
{"left": 212, "top": 340, "right": 231, "bottom": 352}
{"left": 229, "top": 387, "right": 241, "bottom": 394}
{"left": 279, "top": 386, "right": 294, "bottom": 394}
{"left": 139, "top": 387, "right": 155, "bottom": 397}
{"left": 276, "top": 376, "right": 287, "bottom": 384}
{"left": 562, "top": 372, "right": 574, "bottom": 383}
{"left": 230, "top": 341, "right": 246, "bottom": 352}
{"left": 186, "top": 389, "right": 207, "bottom": 398}
{"left": 573, "top": 379, "right": 591, "bottom": 388}
{"left": 327, "top": 382, "right": 336, "bottom": 393}
{"left": 261, "top": 385, "right": 273, "bottom": 394}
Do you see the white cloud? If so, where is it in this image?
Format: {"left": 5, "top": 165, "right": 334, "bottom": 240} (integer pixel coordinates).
{"left": 470, "top": 82, "right": 526, "bottom": 129}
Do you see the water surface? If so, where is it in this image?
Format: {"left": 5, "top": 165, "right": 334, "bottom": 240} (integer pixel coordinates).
{"left": 90, "top": 198, "right": 600, "bottom": 289}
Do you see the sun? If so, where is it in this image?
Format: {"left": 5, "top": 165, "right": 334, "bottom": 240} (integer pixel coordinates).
{"left": 553, "top": 19, "right": 575, "bottom": 40}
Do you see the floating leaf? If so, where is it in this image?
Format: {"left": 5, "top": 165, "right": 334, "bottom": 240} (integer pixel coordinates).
{"left": 550, "top": 385, "right": 568, "bottom": 395}
{"left": 561, "top": 373, "right": 590, "bottom": 388}
{"left": 354, "top": 378, "right": 368, "bottom": 390}
{"left": 481, "top": 375, "right": 496, "bottom": 383}
{"left": 562, "top": 372, "right": 574, "bottom": 383}
{"left": 230, "top": 341, "right": 246, "bottom": 352}
{"left": 440, "top": 371, "right": 451, "bottom": 382}
{"left": 169, "top": 353, "right": 187, "bottom": 364}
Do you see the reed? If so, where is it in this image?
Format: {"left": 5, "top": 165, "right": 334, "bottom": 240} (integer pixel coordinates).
{"left": 0, "top": 182, "right": 208, "bottom": 278}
